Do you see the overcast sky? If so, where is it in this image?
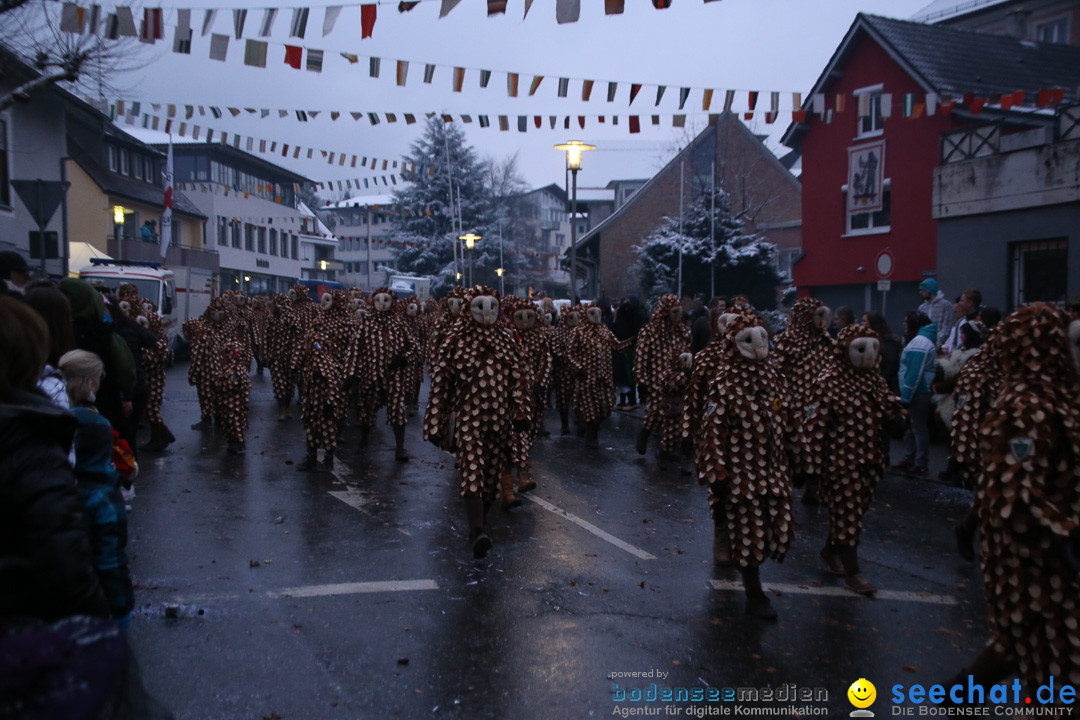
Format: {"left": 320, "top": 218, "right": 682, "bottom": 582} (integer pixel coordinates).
{"left": 114, "top": 0, "right": 936, "bottom": 196}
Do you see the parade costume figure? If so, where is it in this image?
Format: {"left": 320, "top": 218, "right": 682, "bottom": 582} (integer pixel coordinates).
{"left": 319, "top": 289, "right": 358, "bottom": 360}
{"left": 251, "top": 295, "right": 273, "bottom": 375}
{"left": 970, "top": 304, "right": 1080, "bottom": 692}
{"left": 949, "top": 330, "right": 1004, "bottom": 561}
{"left": 196, "top": 299, "right": 251, "bottom": 453}
{"left": 794, "top": 324, "right": 906, "bottom": 596}
{"left": 772, "top": 297, "right": 835, "bottom": 504}
{"left": 568, "top": 303, "right": 632, "bottom": 448}
{"left": 423, "top": 285, "right": 531, "bottom": 558}
{"left": 695, "top": 314, "right": 793, "bottom": 619}
{"left": 634, "top": 294, "right": 690, "bottom": 457}
{"left": 344, "top": 288, "right": 419, "bottom": 461}
{"left": 289, "top": 283, "right": 319, "bottom": 331}
{"left": 291, "top": 321, "right": 344, "bottom": 470}
{"left": 265, "top": 293, "right": 304, "bottom": 421}
{"left": 135, "top": 298, "right": 174, "bottom": 452}
{"left": 427, "top": 287, "right": 466, "bottom": 373}
{"left": 183, "top": 316, "right": 215, "bottom": 428}
{"left": 550, "top": 304, "right": 583, "bottom": 434}
{"left": 681, "top": 312, "right": 745, "bottom": 452}
{"left": 503, "top": 295, "right": 553, "bottom": 497}
{"left": 400, "top": 296, "right": 425, "bottom": 416}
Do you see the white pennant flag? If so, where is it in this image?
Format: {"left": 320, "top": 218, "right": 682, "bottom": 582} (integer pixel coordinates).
{"left": 160, "top": 137, "right": 173, "bottom": 258}
{"left": 440, "top": 0, "right": 462, "bottom": 17}
{"left": 322, "top": 6, "right": 341, "bottom": 35}
{"left": 259, "top": 8, "right": 277, "bottom": 36}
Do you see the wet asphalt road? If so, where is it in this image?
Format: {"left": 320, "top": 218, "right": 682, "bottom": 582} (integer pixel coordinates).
{"left": 125, "top": 363, "right": 989, "bottom": 720}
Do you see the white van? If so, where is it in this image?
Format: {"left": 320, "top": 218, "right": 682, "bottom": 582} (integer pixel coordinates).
{"left": 79, "top": 260, "right": 183, "bottom": 353}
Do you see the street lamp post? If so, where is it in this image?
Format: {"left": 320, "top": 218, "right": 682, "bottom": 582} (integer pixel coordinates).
{"left": 460, "top": 233, "right": 480, "bottom": 286}
{"left": 495, "top": 266, "right": 504, "bottom": 295}
{"left": 113, "top": 205, "right": 126, "bottom": 261}
{"left": 555, "top": 140, "right": 595, "bottom": 302}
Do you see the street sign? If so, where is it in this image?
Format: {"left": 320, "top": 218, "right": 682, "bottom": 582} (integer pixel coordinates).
{"left": 875, "top": 249, "right": 894, "bottom": 279}
{"left": 877, "top": 280, "right": 891, "bottom": 292}
{"left": 11, "top": 180, "right": 70, "bottom": 229}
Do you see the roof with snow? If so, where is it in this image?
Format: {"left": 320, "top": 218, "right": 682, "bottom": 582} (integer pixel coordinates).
{"left": 782, "top": 12, "right": 1080, "bottom": 148}
{"left": 911, "top": 0, "right": 1011, "bottom": 23}
{"left": 324, "top": 194, "right": 398, "bottom": 209}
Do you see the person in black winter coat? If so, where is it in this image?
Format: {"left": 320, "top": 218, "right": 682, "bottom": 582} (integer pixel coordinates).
{"left": 0, "top": 296, "right": 110, "bottom": 622}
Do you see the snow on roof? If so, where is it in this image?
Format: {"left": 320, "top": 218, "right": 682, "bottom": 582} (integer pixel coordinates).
{"left": 911, "top": 0, "right": 1012, "bottom": 23}
{"left": 297, "top": 201, "right": 336, "bottom": 239}
{"left": 574, "top": 188, "right": 616, "bottom": 203}
{"left": 325, "top": 194, "right": 398, "bottom": 208}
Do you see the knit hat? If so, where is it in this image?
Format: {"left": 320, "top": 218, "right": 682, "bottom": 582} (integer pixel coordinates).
{"left": 919, "top": 278, "right": 939, "bottom": 294}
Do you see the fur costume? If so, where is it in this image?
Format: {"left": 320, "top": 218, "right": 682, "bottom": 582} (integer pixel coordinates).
{"left": 291, "top": 321, "right": 344, "bottom": 456}
{"left": 681, "top": 311, "right": 752, "bottom": 449}
{"left": 191, "top": 298, "right": 252, "bottom": 450}
{"left": 288, "top": 283, "right": 319, "bottom": 331}
{"left": 344, "top": 288, "right": 419, "bottom": 431}
{"left": 696, "top": 314, "right": 794, "bottom": 568}
{"left": 503, "top": 295, "right": 552, "bottom": 469}
{"left": 634, "top": 294, "right": 691, "bottom": 452}
{"left": 399, "top": 296, "right": 425, "bottom": 412}
{"left": 976, "top": 303, "right": 1080, "bottom": 690}
{"left": 423, "top": 285, "right": 531, "bottom": 500}
{"left": 949, "top": 337, "right": 1004, "bottom": 489}
{"left": 568, "top": 303, "right": 630, "bottom": 428}
{"left": 137, "top": 298, "right": 173, "bottom": 449}
{"left": 250, "top": 295, "right": 273, "bottom": 371}
{"left": 319, "top": 289, "right": 358, "bottom": 360}
{"left": 794, "top": 325, "right": 906, "bottom": 550}
{"left": 426, "top": 287, "right": 467, "bottom": 373}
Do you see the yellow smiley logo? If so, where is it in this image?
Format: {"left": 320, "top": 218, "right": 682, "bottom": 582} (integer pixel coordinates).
{"left": 847, "top": 678, "right": 876, "bottom": 709}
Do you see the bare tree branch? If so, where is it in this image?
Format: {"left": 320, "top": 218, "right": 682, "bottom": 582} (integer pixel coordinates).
{"left": 0, "top": 65, "right": 77, "bottom": 112}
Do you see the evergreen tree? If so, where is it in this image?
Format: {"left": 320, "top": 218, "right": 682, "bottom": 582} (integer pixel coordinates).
{"left": 632, "top": 189, "right": 780, "bottom": 308}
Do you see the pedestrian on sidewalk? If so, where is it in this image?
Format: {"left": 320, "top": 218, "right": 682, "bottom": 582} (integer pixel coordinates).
{"left": 894, "top": 310, "right": 937, "bottom": 477}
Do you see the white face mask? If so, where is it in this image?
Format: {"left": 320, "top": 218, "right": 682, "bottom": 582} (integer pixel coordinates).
{"left": 565, "top": 312, "right": 581, "bottom": 328}
{"left": 320, "top": 293, "right": 333, "bottom": 311}
{"left": 734, "top": 326, "right": 769, "bottom": 361}
{"left": 848, "top": 337, "right": 881, "bottom": 370}
{"left": 543, "top": 313, "right": 553, "bottom": 327}
{"left": 448, "top": 298, "right": 463, "bottom": 316}
{"left": 406, "top": 303, "right": 419, "bottom": 317}
{"left": 373, "top": 293, "right": 393, "bottom": 313}
{"left": 668, "top": 305, "right": 682, "bottom": 324}
{"left": 470, "top": 295, "right": 500, "bottom": 326}
{"left": 715, "top": 313, "right": 739, "bottom": 334}
{"left": 586, "top": 307, "right": 602, "bottom": 325}
{"left": 513, "top": 309, "right": 537, "bottom": 331}
{"left": 142, "top": 302, "right": 154, "bottom": 315}
{"left": 813, "top": 306, "right": 832, "bottom": 332}
{"left": 288, "top": 290, "right": 298, "bottom": 302}
{"left": 679, "top": 352, "right": 693, "bottom": 370}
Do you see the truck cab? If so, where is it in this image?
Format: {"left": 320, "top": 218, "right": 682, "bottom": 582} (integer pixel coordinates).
{"left": 79, "top": 259, "right": 179, "bottom": 351}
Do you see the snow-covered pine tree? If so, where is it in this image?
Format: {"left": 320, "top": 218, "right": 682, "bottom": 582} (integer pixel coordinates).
{"left": 631, "top": 188, "right": 780, "bottom": 308}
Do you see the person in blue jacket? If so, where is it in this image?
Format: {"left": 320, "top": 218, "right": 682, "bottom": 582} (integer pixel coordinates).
{"left": 59, "top": 349, "right": 135, "bottom": 630}
{"left": 894, "top": 311, "right": 937, "bottom": 476}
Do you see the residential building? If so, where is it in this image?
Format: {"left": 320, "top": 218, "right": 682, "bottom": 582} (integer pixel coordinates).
{"left": 157, "top": 142, "right": 317, "bottom": 295}
{"left": 66, "top": 112, "right": 209, "bottom": 274}
{"left": 932, "top": 105, "right": 1080, "bottom": 311}
{"left": 781, "top": 13, "right": 1080, "bottom": 330}
{"left": 573, "top": 113, "right": 801, "bottom": 302}
{"left": 297, "top": 201, "right": 341, "bottom": 286}
{"left": 913, "top": 0, "right": 1080, "bottom": 45}
{"left": 322, "top": 194, "right": 397, "bottom": 290}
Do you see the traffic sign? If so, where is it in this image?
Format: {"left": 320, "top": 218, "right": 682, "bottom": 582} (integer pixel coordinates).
{"left": 875, "top": 249, "right": 894, "bottom": 279}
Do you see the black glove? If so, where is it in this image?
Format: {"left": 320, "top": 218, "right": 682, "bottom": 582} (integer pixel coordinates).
{"left": 681, "top": 440, "right": 695, "bottom": 459}
{"left": 512, "top": 417, "right": 530, "bottom": 433}
{"left": 884, "top": 414, "right": 909, "bottom": 440}
{"left": 388, "top": 354, "right": 407, "bottom": 370}
{"left": 792, "top": 473, "right": 819, "bottom": 489}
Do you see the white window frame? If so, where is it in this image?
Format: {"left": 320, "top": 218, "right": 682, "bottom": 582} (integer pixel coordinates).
{"left": 1035, "top": 15, "right": 1069, "bottom": 43}
{"left": 842, "top": 178, "right": 892, "bottom": 237}
{"left": 854, "top": 84, "right": 885, "bottom": 140}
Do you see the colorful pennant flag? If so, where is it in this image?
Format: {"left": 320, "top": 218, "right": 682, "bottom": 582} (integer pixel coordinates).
{"left": 361, "top": 4, "right": 376, "bottom": 38}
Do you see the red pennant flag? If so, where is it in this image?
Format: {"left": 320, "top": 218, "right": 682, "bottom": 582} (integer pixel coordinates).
{"left": 940, "top": 99, "right": 957, "bottom": 115}
{"left": 792, "top": 109, "right": 806, "bottom": 122}
{"left": 361, "top": 4, "right": 376, "bottom": 38}
{"left": 534, "top": 116, "right": 542, "bottom": 128}
{"left": 962, "top": 92, "right": 975, "bottom": 105}
{"left": 578, "top": 116, "right": 585, "bottom": 129}
{"left": 970, "top": 97, "right": 986, "bottom": 114}
{"left": 629, "top": 115, "right": 640, "bottom": 133}
{"left": 284, "top": 45, "right": 302, "bottom": 69}
{"left": 629, "top": 83, "right": 642, "bottom": 105}
{"left": 652, "top": 0, "right": 671, "bottom": 7}
{"left": 747, "top": 90, "right": 759, "bottom": 112}
{"left": 1051, "top": 88, "right": 1065, "bottom": 105}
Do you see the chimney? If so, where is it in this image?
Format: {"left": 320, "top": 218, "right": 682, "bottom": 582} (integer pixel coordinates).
{"left": 1006, "top": 7, "right": 1032, "bottom": 39}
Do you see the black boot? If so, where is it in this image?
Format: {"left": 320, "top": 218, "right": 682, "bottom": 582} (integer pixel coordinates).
{"left": 585, "top": 422, "right": 599, "bottom": 449}
{"left": 277, "top": 399, "right": 288, "bottom": 422}
{"left": 839, "top": 545, "right": 876, "bottom": 595}
{"left": 465, "top": 496, "right": 491, "bottom": 558}
{"left": 321, "top": 450, "right": 335, "bottom": 470}
{"left": 559, "top": 410, "right": 570, "bottom": 435}
{"left": 392, "top": 424, "right": 408, "bottom": 462}
{"left": 191, "top": 415, "right": 212, "bottom": 430}
{"left": 297, "top": 448, "right": 318, "bottom": 471}
{"left": 359, "top": 424, "right": 371, "bottom": 447}
{"left": 741, "top": 566, "right": 777, "bottom": 620}
{"left": 160, "top": 423, "right": 176, "bottom": 446}
{"left": 141, "top": 425, "right": 165, "bottom": 452}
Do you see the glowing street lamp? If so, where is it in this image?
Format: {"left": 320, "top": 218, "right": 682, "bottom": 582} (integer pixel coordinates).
{"left": 113, "top": 205, "right": 127, "bottom": 260}
{"left": 460, "top": 233, "right": 480, "bottom": 286}
{"left": 554, "top": 141, "right": 594, "bottom": 301}
{"left": 495, "top": 266, "right": 504, "bottom": 295}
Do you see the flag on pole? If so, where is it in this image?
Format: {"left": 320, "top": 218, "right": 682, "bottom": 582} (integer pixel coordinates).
{"left": 160, "top": 137, "right": 173, "bottom": 258}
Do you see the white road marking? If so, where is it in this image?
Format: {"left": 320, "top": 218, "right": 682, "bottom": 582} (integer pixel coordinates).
{"left": 268, "top": 579, "right": 439, "bottom": 598}
{"left": 328, "top": 472, "right": 413, "bottom": 537}
{"left": 523, "top": 494, "right": 656, "bottom": 560}
{"left": 709, "top": 579, "right": 958, "bottom": 605}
